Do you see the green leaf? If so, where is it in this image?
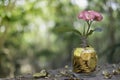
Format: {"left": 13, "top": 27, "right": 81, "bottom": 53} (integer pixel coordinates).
{"left": 86, "top": 28, "right": 102, "bottom": 37}
{"left": 87, "top": 30, "right": 94, "bottom": 37}
{"left": 94, "top": 27, "right": 102, "bottom": 32}
{"left": 53, "top": 27, "right": 82, "bottom": 36}
{"left": 72, "top": 29, "right": 82, "bottom": 36}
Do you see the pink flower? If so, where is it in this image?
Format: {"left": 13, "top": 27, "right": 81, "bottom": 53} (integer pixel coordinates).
{"left": 78, "top": 10, "right": 103, "bottom": 21}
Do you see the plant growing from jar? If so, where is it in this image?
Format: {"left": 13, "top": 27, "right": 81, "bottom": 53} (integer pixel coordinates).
{"left": 54, "top": 10, "right": 103, "bottom": 73}
{"left": 73, "top": 10, "right": 103, "bottom": 73}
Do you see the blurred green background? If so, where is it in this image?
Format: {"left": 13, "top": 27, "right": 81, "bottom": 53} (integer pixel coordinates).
{"left": 0, "top": 0, "right": 120, "bottom": 78}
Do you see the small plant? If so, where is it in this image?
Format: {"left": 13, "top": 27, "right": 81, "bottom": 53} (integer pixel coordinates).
{"left": 77, "top": 10, "right": 103, "bottom": 47}
{"left": 54, "top": 10, "right": 103, "bottom": 47}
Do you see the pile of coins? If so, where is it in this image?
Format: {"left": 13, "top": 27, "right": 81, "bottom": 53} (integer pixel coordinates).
{"left": 102, "top": 67, "right": 120, "bottom": 79}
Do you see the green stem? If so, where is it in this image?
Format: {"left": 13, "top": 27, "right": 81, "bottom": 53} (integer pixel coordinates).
{"left": 81, "top": 36, "right": 88, "bottom": 47}
{"left": 80, "top": 20, "right": 93, "bottom": 47}
{"left": 86, "top": 21, "right": 92, "bottom": 37}
{"left": 83, "top": 23, "right": 86, "bottom": 36}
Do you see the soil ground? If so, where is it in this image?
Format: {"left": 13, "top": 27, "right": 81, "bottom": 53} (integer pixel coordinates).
{"left": 1, "top": 63, "right": 120, "bottom": 80}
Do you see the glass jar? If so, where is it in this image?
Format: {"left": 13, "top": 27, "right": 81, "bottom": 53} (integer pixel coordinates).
{"left": 72, "top": 46, "right": 97, "bottom": 73}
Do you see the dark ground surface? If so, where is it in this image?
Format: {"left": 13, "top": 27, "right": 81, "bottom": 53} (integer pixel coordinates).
{"left": 1, "top": 63, "right": 120, "bottom": 80}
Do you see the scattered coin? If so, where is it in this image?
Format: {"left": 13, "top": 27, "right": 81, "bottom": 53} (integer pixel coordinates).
{"left": 112, "top": 69, "right": 119, "bottom": 75}
{"left": 33, "top": 69, "right": 48, "bottom": 78}
{"left": 102, "top": 70, "right": 112, "bottom": 79}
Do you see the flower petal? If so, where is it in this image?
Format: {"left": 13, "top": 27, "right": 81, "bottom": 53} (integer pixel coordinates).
{"left": 78, "top": 10, "right": 103, "bottom": 21}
